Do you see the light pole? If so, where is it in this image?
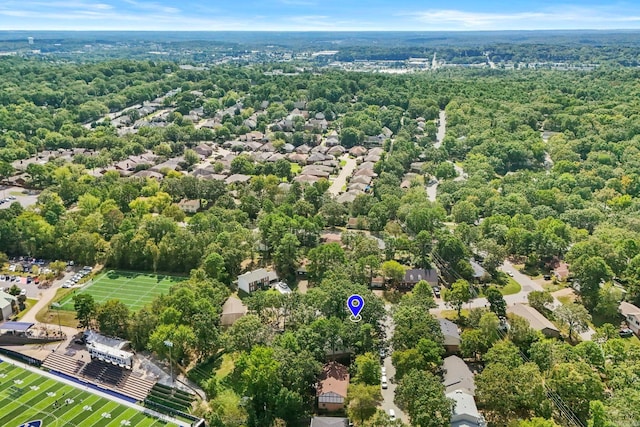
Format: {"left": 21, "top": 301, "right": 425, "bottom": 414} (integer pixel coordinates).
{"left": 51, "top": 302, "right": 62, "bottom": 336}
{"left": 164, "top": 340, "right": 173, "bottom": 384}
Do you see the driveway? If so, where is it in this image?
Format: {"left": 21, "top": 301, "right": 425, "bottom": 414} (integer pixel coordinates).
{"left": 328, "top": 154, "right": 357, "bottom": 196}
{"left": 430, "top": 260, "right": 594, "bottom": 340}
{"left": 380, "top": 306, "right": 409, "bottom": 424}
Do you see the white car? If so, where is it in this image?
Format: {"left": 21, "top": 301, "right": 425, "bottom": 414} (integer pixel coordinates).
{"left": 507, "top": 271, "right": 514, "bottom": 277}
{"left": 381, "top": 366, "right": 387, "bottom": 376}
{"left": 388, "top": 409, "right": 396, "bottom": 421}
{"left": 381, "top": 375, "right": 388, "bottom": 389}
{"left": 20, "top": 289, "right": 27, "bottom": 296}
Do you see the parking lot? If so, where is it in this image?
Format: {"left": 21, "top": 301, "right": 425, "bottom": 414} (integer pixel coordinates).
{"left": 0, "top": 186, "right": 40, "bottom": 210}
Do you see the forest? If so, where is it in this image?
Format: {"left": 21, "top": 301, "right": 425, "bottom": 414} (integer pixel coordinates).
{"left": 2, "top": 55, "right": 640, "bottom": 426}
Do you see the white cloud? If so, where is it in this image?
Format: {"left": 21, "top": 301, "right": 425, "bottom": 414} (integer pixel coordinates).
{"left": 401, "top": 6, "right": 640, "bottom": 30}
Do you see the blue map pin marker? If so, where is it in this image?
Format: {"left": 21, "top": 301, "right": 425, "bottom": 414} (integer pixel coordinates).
{"left": 348, "top": 294, "right": 365, "bottom": 322}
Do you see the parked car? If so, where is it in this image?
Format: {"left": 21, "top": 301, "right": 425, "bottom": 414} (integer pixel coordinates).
{"left": 381, "top": 375, "right": 388, "bottom": 389}
{"left": 388, "top": 409, "right": 396, "bottom": 421}
{"left": 620, "top": 328, "right": 634, "bottom": 338}
{"left": 433, "top": 286, "right": 441, "bottom": 298}
{"left": 34, "top": 277, "right": 40, "bottom": 285}
{"left": 507, "top": 271, "right": 514, "bottom": 277}
{"left": 26, "top": 276, "right": 32, "bottom": 284}
{"left": 20, "top": 289, "right": 27, "bottom": 296}
{"left": 543, "top": 274, "right": 552, "bottom": 280}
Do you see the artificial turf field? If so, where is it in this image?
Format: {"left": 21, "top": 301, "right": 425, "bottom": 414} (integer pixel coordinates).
{"left": 0, "top": 361, "right": 177, "bottom": 427}
{"left": 58, "top": 270, "right": 185, "bottom": 312}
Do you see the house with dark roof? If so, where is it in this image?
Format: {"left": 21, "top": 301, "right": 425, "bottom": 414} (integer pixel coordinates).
{"left": 317, "top": 362, "right": 349, "bottom": 412}
{"left": 439, "top": 319, "right": 461, "bottom": 353}
{"left": 310, "top": 417, "right": 348, "bottom": 427}
{"left": 399, "top": 268, "right": 438, "bottom": 288}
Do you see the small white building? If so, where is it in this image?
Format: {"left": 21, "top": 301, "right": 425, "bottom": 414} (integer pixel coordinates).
{"left": 0, "top": 291, "right": 16, "bottom": 321}
{"left": 178, "top": 199, "right": 200, "bottom": 214}
{"left": 237, "top": 268, "right": 278, "bottom": 294}
{"left": 619, "top": 301, "right": 640, "bottom": 336}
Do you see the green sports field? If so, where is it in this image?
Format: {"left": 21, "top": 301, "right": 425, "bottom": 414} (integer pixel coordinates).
{"left": 58, "top": 270, "right": 186, "bottom": 312}
{"left": 0, "top": 361, "right": 178, "bottom": 427}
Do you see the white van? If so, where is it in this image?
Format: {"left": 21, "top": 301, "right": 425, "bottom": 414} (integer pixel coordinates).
{"left": 388, "top": 409, "right": 396, "bottom": 420}
{"left": 381, "top": 375, "right": 388, "bottom": 389}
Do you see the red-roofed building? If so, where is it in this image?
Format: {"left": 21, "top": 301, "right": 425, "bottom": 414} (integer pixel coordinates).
{"left": 317, "top": 362, "right": 349, "bottom": 412}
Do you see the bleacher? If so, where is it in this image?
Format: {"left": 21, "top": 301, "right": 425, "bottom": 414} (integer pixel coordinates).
{"left": 42, "top": 352, "right": 156, "bottom": 401}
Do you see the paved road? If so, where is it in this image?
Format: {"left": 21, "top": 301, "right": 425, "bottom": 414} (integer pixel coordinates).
{"left": 328, "top": 154, "right": 357, "bottom": 196}
{"left": 431, "top": 260, "right": 595, "bottom": 340}
{"left": 380, "top": 306, "right": 409, "bottom": 424}
{"left": 427, "top": 110, "right": 447, "bottom": 202}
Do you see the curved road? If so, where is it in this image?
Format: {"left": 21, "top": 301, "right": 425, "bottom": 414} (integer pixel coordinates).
{"left": 430, "top": 260, "right": 594, "bottom": 340}
{"left": 427, "top": 110, "right": 447, "bottom": 202}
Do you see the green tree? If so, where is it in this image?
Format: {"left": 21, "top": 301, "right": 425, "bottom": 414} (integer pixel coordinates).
{"left": 476, "top": 362, "right": 548, "bottom": 424}
{"left": 96, "top": 299, "right": 130, "bottom": 338}
{"left": 528, "top": 290, "right": 553, "bottom": 313}
{"left": 224, "top": 314, "right": 271, "bottom": 353}
{"left": 395, "top": 369, "right": 453, "bottom": 427}
{"left": 273, "top": 233, "right": 300, "bottom": 283}
{"left": 346, "top": 383, "right": 382, "bottom": 425}
{"left": 73, "top": 293, "right": 96, "bottom": 329}
{"left": 571, "top": 255, "right": 613, "bottom": 310}
{"left": 548, "top": 362, "right": 605, "bottom": 422}
{"left": 555, "top": 303, "right": 591, "bottom": 341}
{"left": 485, "top": 286, "right": 507, "bottom": 318}
{"left": 202, "top": 252, "right": 228, "bottom": 282}
{"left": 307, "top": 243, "right": 346, "bottom": 284}
{"left": 442, "top": 279, "right": 471, "bottom": 317}
{"left": 381, "top": 260, "right": 406, "bottom": 287}
{"left": 354, "top": 352, "right": 381, "bottom": 385}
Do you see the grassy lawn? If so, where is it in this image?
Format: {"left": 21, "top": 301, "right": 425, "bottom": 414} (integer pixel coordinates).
{"left": 339, "top": 160, "right": 347, "bottom": 167}
{"left": 438, "top": 309, "right": 470, "bottom": 320}
{"left": 15, "top": 298, "right": 38, "bottom": 320}
{"left": 557, "top": 295, "right": 573, "bottom": 305}
{"left": 57, "top": 270, "right": 185, "bottom": 312}
{"left": 543, "top": 282, "right": 566, "bottom": 293}
{"left": 500, "top": 278, "right": 521, "bottom": 296}
{"left": 0, "top": 362, "right": 177, "bottom": 427}
{"left": 215, "top": 353, "right": 235, "bottom": 380}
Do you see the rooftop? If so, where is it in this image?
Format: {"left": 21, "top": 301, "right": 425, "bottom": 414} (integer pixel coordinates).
{"left": 317, "top": 362, "right": 349, "bottom": 398}
{"left": 507, "top": 304, "right": 559, "bottom": 333}
{"left": 443, "top": 355, "right": 475, "bottom": 395}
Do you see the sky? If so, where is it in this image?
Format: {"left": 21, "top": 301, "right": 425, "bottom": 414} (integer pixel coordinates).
{"left": 2, "top": 0, "right": 640, "bottom": 31}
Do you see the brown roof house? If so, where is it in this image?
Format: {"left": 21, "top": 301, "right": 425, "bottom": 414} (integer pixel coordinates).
{"left": 178, "top": 199, "right": 200, "bottom": 214}
{"left": 507, "top": 304, "right": 560, "bottom": 338}
{"left": 220, "top": 296, "right": 248, "bottom": 327}
{"left": 317, "top": 362, "right": 349, "bottom": 412}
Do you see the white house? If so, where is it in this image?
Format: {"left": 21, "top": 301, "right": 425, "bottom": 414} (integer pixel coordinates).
{"left": 237, "top": 268, "right": 278, "bottom": 294}
{"left": 0, "top": 291, "right": 16, "bottom": 321}
{"left": 619, "top": 302, "right": 640, "bottom": 336}
{"left": 446, "top": 389, "right": 487, "bottom": 427}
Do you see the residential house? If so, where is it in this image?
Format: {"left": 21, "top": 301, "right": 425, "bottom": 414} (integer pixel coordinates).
{"left": 439, "top": 320, "right": 461, "bottom": 353}
{"left": 178, "top": 199, "right": 200, "bottom": 214}
{"left": 317, "top": 362, "right": 349, "bottom": 412}
{"left": 336, "top": 191, "right": 360, "bottom": 204}
{"left": 225, "top": 174, "right": 252, "bottom": 185}
{"left": 619, "top": 302, "right": 640, "bottom": 336}
{"left": 237, "top": 268, "right": 278, "bottom": 294}
{"left": 194, "top": 144, "right": 214, "bottom": 158}
{"left": 133, "top": 170, "right": 164, "bottom": 180}
{"left": 507, "top": 304, "right": 561, "bottom": 338}
{"left": 446, "top": 390, "right": 487, "bottom": 427}
{"left": 310, "top": 417, "right": 349, "bottom": 427}
{"left": 220, "top": 297, "right": 248, "bottom": 327}
{"left": 349, "top": 146, "right": 367, "bottom": 157}
{"left": 469, "top": 260, "right": 489, "bottom": 282}
{"left": 443, "top": 356, "right": 486, "bottom": 427}
{"left": 400, "top": 268, "right": 438, "bottom": 288}
{"left": 0, "top": 291, "right": 16, "bottom": 321}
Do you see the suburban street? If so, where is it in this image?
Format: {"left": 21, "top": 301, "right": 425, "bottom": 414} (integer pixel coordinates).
{"left": 328, "top": 153, "right": 357, "bottom": 196}
{"left": 380, "top": 306, "right": 409, "bottom": 424}
{"left": 430, "top": 260, "right": 595, "bottom": 341}
{"left": 427, "top": 110, "right": 447, "bottom": 202}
